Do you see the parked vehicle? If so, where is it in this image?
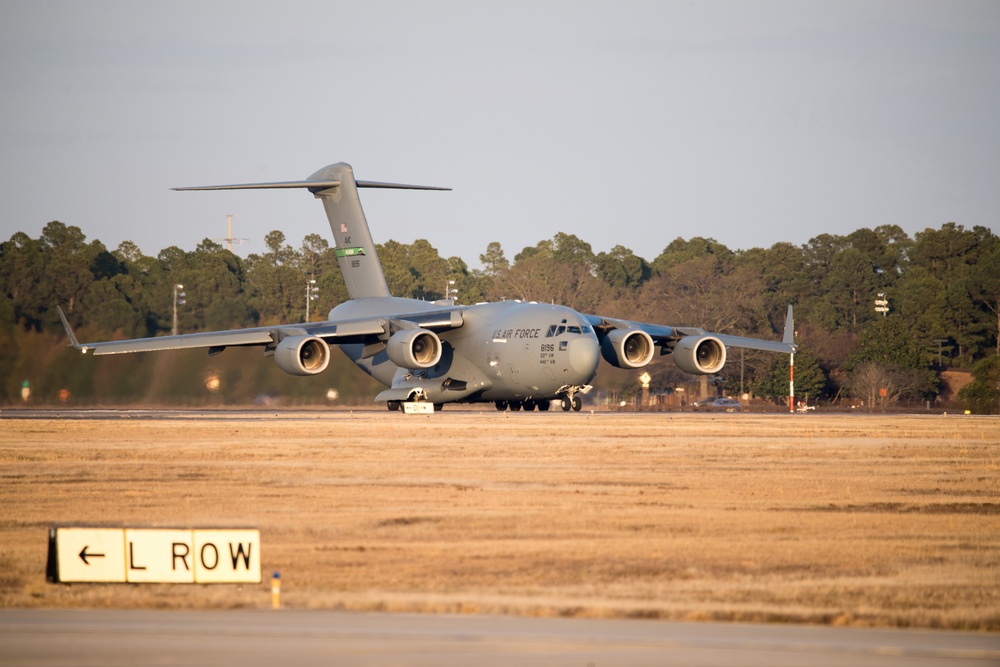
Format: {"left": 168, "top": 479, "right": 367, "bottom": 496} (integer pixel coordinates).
{"left": 693, "top": 397, "right": 742, "bottom": 412}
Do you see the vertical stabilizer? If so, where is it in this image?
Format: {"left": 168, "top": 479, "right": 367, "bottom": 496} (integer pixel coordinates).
{"left": 309, "top": 163, "right": 391, "bottom": 299}
{"left": 174, "top": 162, "right": 449, "bottom": 302}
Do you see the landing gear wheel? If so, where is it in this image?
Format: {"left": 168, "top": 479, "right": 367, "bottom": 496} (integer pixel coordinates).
{"left": 523, "top": 400, "right": 536, "bottom": 412}
{"left": 572, "top": 396, "right": 583, "bottom": 412}
{"left": 538, "top": 400, "right": 551, "bottom": 412}
{"left": 496, "top": 401, "right": 508, "bottom": 411}
{"left": 561, "top": 398, "right": 572, "bottom": 412}
{"left": 388, "top": 400, "right": 401, "bottom": 411}
{"left": 509, "top": 401, "right": 522, "bottom": 411}
{"left": 434, "top": 403, "right": 443, "bottom": 412}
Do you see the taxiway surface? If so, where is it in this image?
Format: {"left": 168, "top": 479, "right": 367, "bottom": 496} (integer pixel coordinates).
{"left": 3, "top": 609, "right": 998, "bottom": 667}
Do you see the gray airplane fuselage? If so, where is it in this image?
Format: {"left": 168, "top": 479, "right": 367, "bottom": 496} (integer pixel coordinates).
{"left": 333, "top": 298, "right": 599, "bottom": 405}
{"left": 58, "top": 161, "right": 795, "bottom": 412}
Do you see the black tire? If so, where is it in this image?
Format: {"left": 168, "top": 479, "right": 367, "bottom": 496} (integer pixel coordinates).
{"left": 509, "top": 401, "right": 522, "bottom": 411}
{"left": 387, "top": 400, "right": 401, "bottom": 411}
{"left": 433, "top": 403, "right": 443, "bottom": 412}
{"left": 572, "top": 395, "right": 583, "bottom": 411}
{"left": 561, "top": 398, "right": 572, "bottom": 411}
{"left": 496, "top": 401, "right": 508, "bottom": 411}
{"left": 538, "top": 400, "right": 551, "bottom": 412}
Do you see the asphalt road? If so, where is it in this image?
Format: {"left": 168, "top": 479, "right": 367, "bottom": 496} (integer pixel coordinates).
{"left": 2, "top": 609, "right": 998, "bottom": 667}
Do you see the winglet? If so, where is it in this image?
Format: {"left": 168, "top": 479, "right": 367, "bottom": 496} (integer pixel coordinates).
{"left": 782, "top": 304, "right": 795, "bottom": 347}
{"left": 56, "top": 305, "right": 85, "bottom": 352}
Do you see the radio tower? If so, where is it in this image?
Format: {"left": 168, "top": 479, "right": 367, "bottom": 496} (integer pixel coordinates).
{"left": 216, "top": 214, "right": 248, "bottom": 252}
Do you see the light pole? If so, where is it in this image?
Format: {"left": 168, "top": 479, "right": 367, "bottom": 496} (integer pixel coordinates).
{"left": 172, "top": 284, "right": 185, "bottom": 336}
{"left": 932, "top": 338, "right": 947, "bottom": 367}
{"left": 305, "top": 278, "right": 318, "bottom": 322}
{"left": 444, "top": 279, "right": 457, "bottom": 303}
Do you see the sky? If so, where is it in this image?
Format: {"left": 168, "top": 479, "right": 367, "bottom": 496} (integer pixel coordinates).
{"left": 2, "top": 1, "right": 998, "bottom": 268}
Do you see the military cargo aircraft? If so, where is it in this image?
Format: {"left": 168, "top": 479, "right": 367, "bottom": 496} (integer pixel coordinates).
{"left": 58, "top": 162, "right": 795, "bottom": 412}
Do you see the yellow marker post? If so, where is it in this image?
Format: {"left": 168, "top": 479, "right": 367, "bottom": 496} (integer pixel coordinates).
{"left": 271, "top": 571, "right": 281, "bottom": 609}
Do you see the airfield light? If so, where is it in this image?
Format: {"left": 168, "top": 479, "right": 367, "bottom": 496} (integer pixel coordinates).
{"left": 271, "top": 571, "right": 282, "bottom": 609}
{"left": 204, "top": 372, "right": 221, "bottom": 392}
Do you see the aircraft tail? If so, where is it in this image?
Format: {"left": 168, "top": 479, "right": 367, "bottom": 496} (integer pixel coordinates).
{"left": 174, "top": 162, "right": 449, "bottom": 300}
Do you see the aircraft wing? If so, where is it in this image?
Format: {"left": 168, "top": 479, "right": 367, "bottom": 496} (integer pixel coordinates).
{"left": 56, "top": 305, "right": 464, "bottom": 356}
{"left": 584, "top": 304, "right": 796, "bottom": 354}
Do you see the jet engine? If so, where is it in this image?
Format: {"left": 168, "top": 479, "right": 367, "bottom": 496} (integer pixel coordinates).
{"left": 274, "top": 335, "right": 331, "bottom": 376}
{"left": 386, "top": 328, "right": 442, "bottom": 369}
{"left": 672, "top": 335, "right": 726, "bottom": 375}
{"left": 600, "top": 328, "right": 655, "bottom": 369}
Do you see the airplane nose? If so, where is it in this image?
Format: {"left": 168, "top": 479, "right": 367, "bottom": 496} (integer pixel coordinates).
{"left": 567, "top": 336, "right": 600, "bottom": 378}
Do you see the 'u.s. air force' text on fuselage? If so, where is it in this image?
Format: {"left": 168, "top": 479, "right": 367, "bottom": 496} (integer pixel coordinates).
{"left": 492, "top": 322, "right": 593, "bottom": 340}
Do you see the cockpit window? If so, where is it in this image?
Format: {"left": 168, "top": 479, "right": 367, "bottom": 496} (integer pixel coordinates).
{"left": 545, "top": 322, "right": 592, "bottom": 337}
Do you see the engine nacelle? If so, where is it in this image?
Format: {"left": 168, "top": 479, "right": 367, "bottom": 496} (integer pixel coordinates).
{"left": 600, "top": 328, "right": 655, "bottom": 369}
{"left": 672, "top": 335, "right": 726, "bottom": 375}
{"left": 386, "top": 328, "right": 442, "bottom": 369}
{"left": 274, "top": 335, "right": 331, "bottom": 376}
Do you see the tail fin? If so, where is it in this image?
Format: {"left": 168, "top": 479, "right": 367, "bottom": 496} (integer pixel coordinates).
{"left": 174, "top": 162, "right": 449, "bottom": 300}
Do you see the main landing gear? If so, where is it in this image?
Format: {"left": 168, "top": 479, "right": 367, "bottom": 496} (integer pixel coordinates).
{"left": 494, "top": 399, "right": 552, "bottom": 412}
{"left": 495, "top": 397, "right": 582, "bottom": 412}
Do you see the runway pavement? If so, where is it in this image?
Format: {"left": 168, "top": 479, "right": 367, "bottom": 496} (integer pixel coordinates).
{"left": 2, "top": 609, "right": 998, "bottom": 667}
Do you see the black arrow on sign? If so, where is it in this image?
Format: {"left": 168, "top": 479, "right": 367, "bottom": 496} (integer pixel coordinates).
{"left": 78, "top": 546, "right": 105, "bottom": 565}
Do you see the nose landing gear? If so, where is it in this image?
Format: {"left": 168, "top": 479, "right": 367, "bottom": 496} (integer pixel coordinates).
{"left": 560, "top": 396, "right": 583, "bottom": 412}
{"left": 557, "top": 385, "right": 589, "bottom": 412}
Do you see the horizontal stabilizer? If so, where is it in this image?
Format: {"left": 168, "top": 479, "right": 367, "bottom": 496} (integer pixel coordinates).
{"left": 173, "top": 180, "right": 341, "bottom": 191}
{"left": 355, "top": 180, "right": 451, "bottom": 191}
{"left": 173, "top": 180, "right": 450, "bottom": 192}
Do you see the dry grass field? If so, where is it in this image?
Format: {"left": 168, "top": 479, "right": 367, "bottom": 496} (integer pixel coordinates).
{"left": 1, "top": 411, "right": 997, "bottom": 630}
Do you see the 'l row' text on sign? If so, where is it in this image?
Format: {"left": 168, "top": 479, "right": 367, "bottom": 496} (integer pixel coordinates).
{"left": 48, "top": 527, "right": 261, "bottom": 584}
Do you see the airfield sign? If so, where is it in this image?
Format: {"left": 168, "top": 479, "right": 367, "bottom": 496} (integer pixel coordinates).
{"left": 48, "top": 527, "right": 261, "bottom": 584}
{"left": 50, "top": 527, "right": 125, "bottom": 583}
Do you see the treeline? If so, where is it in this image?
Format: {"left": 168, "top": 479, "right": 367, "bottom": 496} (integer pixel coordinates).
{"left": 1, "top": 221, "right": 998, "bottom": 411}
